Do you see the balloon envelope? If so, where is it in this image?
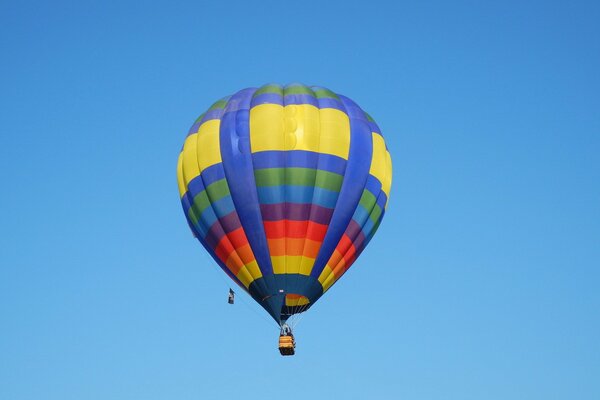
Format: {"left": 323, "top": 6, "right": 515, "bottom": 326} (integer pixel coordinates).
{"left": 177, "top": 84, "right": 392, "bottom": 323}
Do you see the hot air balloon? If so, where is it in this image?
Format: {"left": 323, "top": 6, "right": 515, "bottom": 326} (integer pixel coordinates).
{"left": 176, "top": 83, "right": 392, "bottom": 355}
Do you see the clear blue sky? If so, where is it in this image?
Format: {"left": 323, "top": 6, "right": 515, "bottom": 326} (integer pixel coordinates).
{"left": 1, "top": 1, "right": 599, "bottom": 399}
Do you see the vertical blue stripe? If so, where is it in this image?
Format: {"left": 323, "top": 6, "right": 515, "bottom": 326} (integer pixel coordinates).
{"left": 310, "top": 95, "right": 374, "bottom": 279}
{"left": 219, "top": 88, "right": 276, "bottom": 303}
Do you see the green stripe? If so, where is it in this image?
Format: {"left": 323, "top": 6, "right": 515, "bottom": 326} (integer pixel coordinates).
{"left": 254, "top": 84, "right": 283, "bottom": 96}
{"left": 313, "top": 88, "right": 340, "bottom": 100}
{"left": 188, "top": 179, "right": 231, "bottom": 225}
{"left": 189, "top": 191, "right": 209, "bottom": 225}
{"left": 284, "top": 84, "right": 314, "bottom": 96}
{"left": 254, "top": 168, "right": 343, "bottom": 192}
{"left": 358, "top": 190, "right": 377, "bottom": 212}
{"left": 208, "top": 98, "right": 229, "bottom": 111}
{"left": 369, "top": 203, "right": 383, "bottom": 224}
{"left": 357, "top": 189, "right": 384, "bottom": 224}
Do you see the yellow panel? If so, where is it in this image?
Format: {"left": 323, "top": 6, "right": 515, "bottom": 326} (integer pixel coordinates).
{"left": 288, "top": 104, "right": 320, "bottom": 153}
{"left": 236, "top": 266, "right": 254, "bottom": 288}
{"left": 246, "top": 260, "right": 263, "bottom": 280}
{"left": 318, "top": 265, "right": 333, "bottom": 286}
{"left": 250, "top": 104, "right": 284, "bottom": 152}
{"left": 181, "top": 133, "right": 200, "bottom": 185}
{"left": 318, "top": 108, "right": 350, "bottom": 159}
{"left": 299, "top": 257, "right": 315, "bottom": 276}
{"left": 270, "top": 255, "right": 306, "bottom": 274}
{"left": 318, "top": 265, "right": 336, "bottom": 292}
{"left": 196, "top": 119, "right": 222, "bottom": 171}
{"left": 285, "top": 255, "right": 301, "bottom": 274}
{"left": 271, "top": 256, "right": 286, "bottom": 274}
{"left": 177, "top": 152, "right": 186, "bottom": 198}
{"left": 250, "top": 104, "right": 350, "bottom": 159}
{"left": 369, "top": 133, "right": 387, "bottom": 184}
{"left": 382, "top": 150, "right": 393, "bottom": 207}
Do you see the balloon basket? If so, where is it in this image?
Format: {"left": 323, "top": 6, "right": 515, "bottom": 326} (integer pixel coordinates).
{"left": 278, "top": 334, "right": 296, "bottom": 356}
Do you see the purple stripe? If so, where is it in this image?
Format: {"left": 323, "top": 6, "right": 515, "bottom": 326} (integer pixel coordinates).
{"left": 346, "top": 219, "right": 367, "bottom": 249}
{"left": 204, "top": 211, "right": 243, "bottom": 249}
{"left": 260, "top": 203, "right": 333, "bottom": 225}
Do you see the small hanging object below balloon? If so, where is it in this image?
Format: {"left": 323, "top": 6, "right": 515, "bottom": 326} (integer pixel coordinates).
{"left": 177, "top": 83, "right": 393, "bottom": 356}
{"left": 278, "top": 323, "right": 295, "bottom": 356}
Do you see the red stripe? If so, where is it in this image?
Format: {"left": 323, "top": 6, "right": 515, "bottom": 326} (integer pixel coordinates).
{"left": 263, "top": 220, "right": 328, "bottom": 241}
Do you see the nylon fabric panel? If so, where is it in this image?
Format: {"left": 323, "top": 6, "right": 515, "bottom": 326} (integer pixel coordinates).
{"left": 309, "top": 95, "right": 373, "bottom": 280}
{"left": 218, "top": 88, "right": 277, "bottom": 309}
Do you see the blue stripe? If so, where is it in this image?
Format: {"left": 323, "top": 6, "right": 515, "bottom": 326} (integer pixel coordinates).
{"left": 250, "top": 91, "right": 345, "bottom": 112}
{"left": 362, "top": 216, "right": 375, "bottom": 234}
{"left": 251, "top": 92, "right": 284, "bottom": 106}
{"left": 201, "top": 163, "right": 226, "bottom": 186}
{"left": 284, "top": 93, "right": 318, "bottom": 107}
{"left": 352, "top": 204, "right": 371, "bottom": 226}
{"left": 369, "top": 120, "right": 382, "bottom": 135}
{"left": 182, "top": 174, "right": 228, "bottom": 216}
{"left": 187, "top": 121, "right": 201, "bottom": 136}
{"left": 311, "top": 95, "right": 374, "bottom": 279}
{"left": 364, "top": 175, "right": 387, "bottom": 209}
{"left": 188, "top": 197, "right": 219, "bottom": 238}
{"left": 256, "top": 186, "right": 339, "bottom": 208}
{"left": 364, "top": 175, "right": 382, "bottom": 195}
{"left": 211, "top": 196, "right": 235, "bottom": 219}
{"left": 251, "top": 151, "right": 346, "bottom": 175}
{"left": 376, "top": 191, "right": 387, "bottom": 210}
{"left": 200, "top": 108, "right": 225, "bottom": 125}
{"left": 219, "top": 88, "right": 275, "bottom": 297}
{"left": 182, "top": 175, "right": 205, "bottom": 216}
{"left": 315, "top": 97, "right": 345, "bottom": 112}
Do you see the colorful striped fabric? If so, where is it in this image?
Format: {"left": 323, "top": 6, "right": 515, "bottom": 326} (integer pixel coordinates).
{"left": 177, "top": 83, "right": 392, "bottom": 323}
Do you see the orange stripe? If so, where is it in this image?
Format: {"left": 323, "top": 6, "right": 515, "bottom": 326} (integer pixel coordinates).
{"left": 224, "top": 252, "right": 244, "bottom": 274}
{"left": 286, "top": 238, "right": 305, "bottom": 255}
{"left": 327, "top": 249, "right": 344, "bottom": 271}
{"left": 332, "top": 257, "right": 346, "bottom": 279}
{"left": 267, "top": 238, "right": 286, "bottom": 256}
{"left": 302, "top": 239, "right": 320, "bottom": 259}
{"left": 236, "top": 243, "right": 255, "bottom": 265}
{"left": 267, "top": 238, "right": 322, "bottom": 258}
